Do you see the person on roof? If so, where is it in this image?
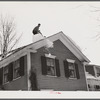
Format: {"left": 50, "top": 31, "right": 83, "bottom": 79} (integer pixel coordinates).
{"left": 32, "top": 23, "right": 42, "bottom": 35}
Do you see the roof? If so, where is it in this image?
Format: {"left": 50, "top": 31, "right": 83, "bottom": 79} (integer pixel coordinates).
{"left": 0, "top": 31, "right": 90, "bottom": 63}
{"left": 86, "top": 64, "right": 100, "bottom": 67}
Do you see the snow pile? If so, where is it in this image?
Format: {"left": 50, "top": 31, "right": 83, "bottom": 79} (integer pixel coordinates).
{"left": 33, "top": 34, "right": 54, "bottom": 49}
{"left": 33, "top": 34, "right": 44, "bottom": 43}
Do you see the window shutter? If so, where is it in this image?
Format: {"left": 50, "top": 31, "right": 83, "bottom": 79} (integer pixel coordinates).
{"left": 63, "top": 60, "right": 69, "bottom": 78}
{"left": 55, "top": 59, "right": 60, "bottom": 77}
{"left": 8, "top": 63, "right": 13, "bottom": 81}
{"left": 0, "top": 67, "right": 3, "bottom": 85}
{"left": 75, "top": 63, "right": 80, "bottom": 79}
{"left": 20, "top": 56, "right": 25, "bottom": 76}
{"left": 41, "top": 56, "right": 47, "bottom": 75}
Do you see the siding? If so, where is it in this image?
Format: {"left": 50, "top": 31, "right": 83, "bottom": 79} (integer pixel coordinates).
{"left": 3, "top": 55, "right": 28, "bottom": 90}
{"left": 31, "top": 40, "right": 87, "bottom": 91}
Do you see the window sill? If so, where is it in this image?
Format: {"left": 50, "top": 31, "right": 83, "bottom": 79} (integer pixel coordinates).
{"left": 3, "top": 81, "right": 9, "bottom": 85}
{"left": 69, "top": 77, "right": 77, "bottom": 80}
{"left": 3, "top": 77, "right": 22, "bottom": 85}
{"left": 13, "top": 76, "right": 21, "bottom": 81}
{"left": 46, "top": 75, "right": 57, "bottom": 78}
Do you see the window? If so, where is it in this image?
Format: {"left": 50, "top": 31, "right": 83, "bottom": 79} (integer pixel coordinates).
{"left": 13, "top": 56, "right": 25, "bottom": 79}
{"left": 68, "top": 62, "right": 76, "bottom": 78}
{"left": 95, "top": 67, "right": 100, "bottom": 77}
{"left": 64, "top": 59, "right": 80, "bottom": 79}
{"left": 3, "top": 63, "right": 13, "bottom": 83}
{"left": 13, "top": 59, "right": 20, "bottom": 79}
{"left": 1, "top": 56, "right": 25, "bottom": 84}
{"left": 41, "top": 55, "right": 60, "bottom": 77}
{"left": 4, "top": 66, "right": 9, "bottom": 83}
{"left": 46, "top": 57, "right": 56, "bottom": 76}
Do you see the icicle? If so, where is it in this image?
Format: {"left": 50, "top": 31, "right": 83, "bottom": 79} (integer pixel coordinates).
{"left": 48, "top": 53, "right": 51, "bottom": 57}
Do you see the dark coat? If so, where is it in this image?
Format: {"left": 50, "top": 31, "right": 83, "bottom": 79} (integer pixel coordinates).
{"left": 32, "top": 26, "right": 40, "bottom": 35}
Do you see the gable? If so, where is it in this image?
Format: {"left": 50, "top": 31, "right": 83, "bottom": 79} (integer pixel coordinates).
{"left": 54, "top": 40, "right": 76, "bottom": 57}
{"left": 52, "top": 40, "right": 81, "bottom": 61}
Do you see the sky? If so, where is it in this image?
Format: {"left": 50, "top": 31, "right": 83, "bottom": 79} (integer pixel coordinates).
{"left": 0, "top": 1, "right": 100, "bottom": 65}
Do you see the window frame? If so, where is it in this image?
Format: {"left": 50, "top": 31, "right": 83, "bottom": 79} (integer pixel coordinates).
{"left": 46, "top": 57, "right": 56, "bottom": 76}
{"left": 66, "top": 59, "right": 77, "bottom": 79}
{"left": 13, "top": 59, "right": 21, "bottom": 79}
{"left": 95, "top": 66, "right": 100, "bottom": 78}
{"left": 3, "top": 65, "right": 9, "bottom": 83}
{"left": 45, "top": 54, "right": 57, "bottom": 77}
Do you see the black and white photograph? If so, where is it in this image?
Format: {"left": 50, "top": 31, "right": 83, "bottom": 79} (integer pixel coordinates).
{"left": 0, "top": 2, "right": 100, "bottom": 98}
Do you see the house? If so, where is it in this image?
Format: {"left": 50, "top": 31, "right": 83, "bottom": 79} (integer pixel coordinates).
{"left": 85, "top": 64, "right": 100, "bottom": 91}
{"left": 0, "top": 31, "right": 90, "bottom": 91}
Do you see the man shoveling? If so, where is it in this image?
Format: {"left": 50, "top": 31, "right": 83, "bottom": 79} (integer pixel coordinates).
{"left": 32, "top": 23, "right": 53, "bottom": 55}
{"left": 32, "top": 23, "right": 42, "bottom": 35}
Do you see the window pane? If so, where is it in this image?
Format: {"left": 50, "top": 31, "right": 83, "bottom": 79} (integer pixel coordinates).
{"left": 14, "top": 68, "right": 20, "bottom": 78}
{"left": 51, "top": 67, "right": 55, "bottom": 75}
{"left": 47, "top": 66, "right": 55, "bottom": 76}
{"left": 50, "top": 59, "right": 55, "bottom": 66}
{"left": 69, "top": 70, "right": 75, "bottom": 78}
{"left": 69, "top": 63, "right": 74, "bottom": 69}
{"left": 46, "top": 57, "right": 56, "bottom": 76}
{"left": 14, "top": 60, "right": 20, "bottom": 68}
{"left": 68, "top": 62, "right": 76, "bottom": 78}
{"left": 4, "top": 74, "right": 9, "bottom": 83}
{"left": 14, "top": 59, "right": 20, "bottom": 79}
{"left": 47, "top": 66, "right": 52, "bottom": 75}
{"left": 4, "top": 66, "right": 9, "bottom": 83}
{"left": 96, "top": 67, "right": 100, "bottom": 77}
{"left": 4, "top": 66, "right": 8, "bottom": 74}
{"left": 47, "top": 58, "right": 55, "bottom": 66}
{"left": 47, "top": 59, "right": 51, "bottom": 66}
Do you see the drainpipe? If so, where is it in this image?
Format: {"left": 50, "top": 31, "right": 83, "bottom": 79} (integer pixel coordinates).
{"left": 27, "top": 51, "right": 31, "bottom": 91}
{"left": 83, "top": 62, "right": 89, "bottom": 91}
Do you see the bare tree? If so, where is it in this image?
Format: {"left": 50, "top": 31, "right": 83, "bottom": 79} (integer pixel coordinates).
{"left": 0, "top": 15, "right": 22, "bottom": 58}
{"left": 89, "top": 5, "right": 100, "bottom": 41}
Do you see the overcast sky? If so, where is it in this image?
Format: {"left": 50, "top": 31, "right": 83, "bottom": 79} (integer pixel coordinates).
{"left": 0, "top": 1, "right": 100, "bottom": 65}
